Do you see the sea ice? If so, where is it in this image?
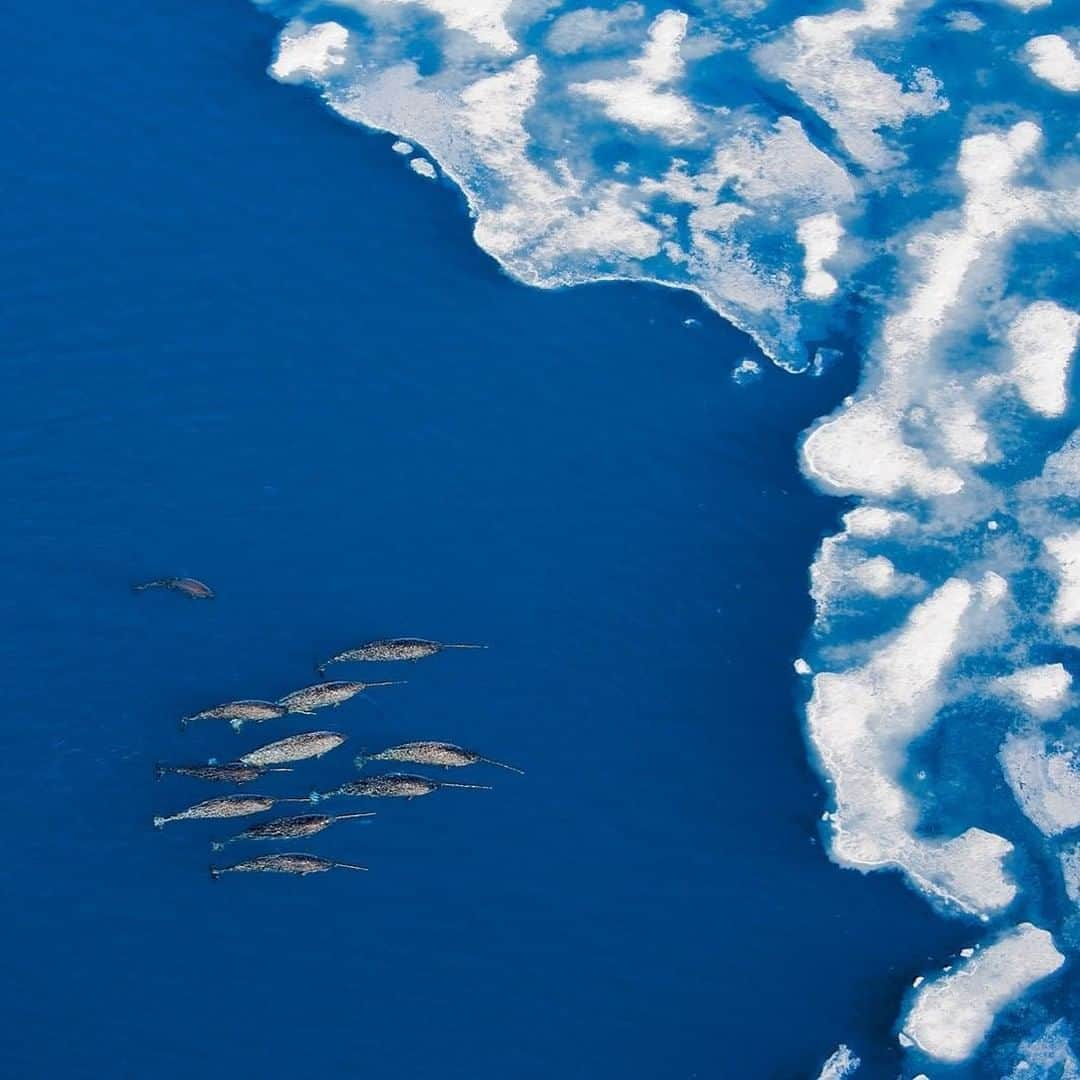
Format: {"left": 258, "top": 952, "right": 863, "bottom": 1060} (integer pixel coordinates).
{"left": 992, "top": 664, "right": 1072, "bottom": 719}
{"left": 797, "top": 213, "right": 843, "bottom": 299}
{"left": 816, "top": 1043, "right": 860, "bottom": 1079}
{"left": 1006, "top": 301, "right": 1080, "bottom": 417}
{"left": 1023, "top": 35, "right": 1080, "bottom": 92}
{"left": 1000, "top": 731, "right": 1080, "bottom": 835}
{"left": 409, "top": 158, "right": 437, "bottom": 178}
{"left": 271, "top": 21, "right": 348, "bottom": 81}
{"left": 900, "top": 923, "right": 1064, "bottom": 1063}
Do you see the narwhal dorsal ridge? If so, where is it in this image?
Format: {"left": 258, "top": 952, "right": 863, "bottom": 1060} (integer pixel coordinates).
{"left": 318, "top": 637, "right": 486, "bottom": 671}
{"left": 357, "top": 740, "right": 523, "bottom": 774}
{"left": 209, "top": 853, "right": 369, "bottom": 878}
{"left": 276, "top": 681, "right": 404, "bottom": 714}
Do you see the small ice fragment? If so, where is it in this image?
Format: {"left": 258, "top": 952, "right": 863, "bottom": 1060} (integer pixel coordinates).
{"left": 961, "top": 947, "right": 974, "bottom": 957}
{"left": 794, "top": 658, "right": 812, "bottom": 675}
{"left": 988, "top": 519, "right": 1000, "bottom": 531}
{"left": 409, "top": 158, "right": 437, "bottom": 179}
{"left": 913, "top": 975, "right": 924, "bottom": 987}
{"left": 816, "top": 1043, "right": 860, "bottom": 1079}
{"left": 947, "top": 10, "right": 983, "bottom": 30}
{"left": 732, "top": 358, "right": 762, "bottom": 384}
{"left": 391, "top": 140, "right": 414, "bottom": 155}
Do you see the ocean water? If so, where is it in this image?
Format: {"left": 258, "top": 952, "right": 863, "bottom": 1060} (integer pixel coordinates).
{"left": 5, "top": 0, "right": 1079, "bottom": 1077}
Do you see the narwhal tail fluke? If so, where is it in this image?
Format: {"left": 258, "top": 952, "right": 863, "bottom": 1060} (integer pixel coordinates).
{"left": 334, "top": 862, "right": 370, "bottom": 872}
{"left": 178, "top": 716, "right": 190, "bottom": 731}
{"left": 480, "top": 757, "right": 524, "bottom": 775}
{"left": 210, "top": 840, "right": 226, "bottom": 852}
{"left": 353, "top": 753, "right": 369, "bottom": 771}
{"left": 152, "top": 815, "right": 169, "bottom": 829}
{"left": 439, "top": 782, "right": 493, "bottom": 791}
{"left": 309, "top": 790, "right": 326, "bottom": 804}
{"left": 154, "top": 763, "right": 168, "bottom": 781}
{"left": 209, "top": 865, "right": 222, "bottom": 881}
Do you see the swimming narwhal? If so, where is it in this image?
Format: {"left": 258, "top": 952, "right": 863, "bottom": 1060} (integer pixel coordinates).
{"left": 133, "top": 577, "right": 215, "bottom": 599}
{"left": 239, "top": 731, "right": 346, "bottom": 767}
{"left": 209, "top": 853, "right": 368, "bottom": 879}
{"left": 211, "top": 811, "right": 374, "bottom": 850}
{"left": 180, "top": 700, "right": 288, "bottom": 731}
{"left": 276, "top": 680, "right": 403, "bottom": 715}
{"left": 318, "top": 638, "right": 485, "bottom": 672}
{"left": 153, "top": 794, "right": 308, "bottom": 829}
{"left": 311, "top": 772, "right": 491, "bottom": 802}
{"left": 356, "top": 741, "right": 523, "bottom": 774}
{"left": 154, "top": 762, "right": 291, "bottom": 784}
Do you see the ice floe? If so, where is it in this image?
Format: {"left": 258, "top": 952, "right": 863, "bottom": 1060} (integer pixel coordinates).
{"left": 754, "top": 0, "right": 947, "bottom": 170}
{"left": 807, "top": 574, "right": 1017, "bottom": 913}
{"left": 1000, "top": 730, "right": 1080, "bottom": 835}
{"left": 570, "top": 11, "right": 698, "bottom": 141}
{"left": 369, "top": 0, "right": 518, "bottom": 54}
{"left": 1006, "top": 1021, "right": 1080, "bottom": 1079}
{"left": 271, "top": 21, "right": 348, "bottom": 81}
{"left": 1007, "top": 301, "right": 1080, "bottom": 417}
{"left": 1024, "top": 35, "right": 1080, "bottom": 92}
{"left": 797, "top": 213, "right": 843, "bottom": 299}
{"left": 993, "top": 663, "right": 1072, "bottom": 719}
{"left": 409, "top": 158, "right": 437, "bottom": 178}
{"left": 816, "top": 1043, "right": 860, "bottom": 1079}
{"left": 900, "top": 924, "right": 1065, "bottom": 1063}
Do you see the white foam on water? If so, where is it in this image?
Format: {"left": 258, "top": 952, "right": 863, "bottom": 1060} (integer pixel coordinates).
{"left": 1007, "top": 301, "right": 1080, "bottom": 417}
{"left": 992, "top": 663, "right": 1072, "bottom": 719}
{"left": 900, "top": 924, "right": 1065, "bottom": 1063}
{"left": 816, "top": 1043, "right": 861, "bottom": 1079}
{"left": 409, "top": 157, "right": 437, "bottom": 178}
{"left": 797, "top": 212, "right": 843, "bottom": 299}
{"left": 571, "top": 11, "right": 698, "bottom": 141}
{"left": 753, "top": 0, "right": 947, "bottom": 170}
{"left": 271, "top": 21, "right": 348, "bottom": 81}
{"left": 1000, "top": 731, "right": 1080, "bottom": 835}
{"left": 807, "top": 574, "right": 1017, "bottom": 913}
{"left": 1023, "top": 35, "right": 1080, "bottom": 91}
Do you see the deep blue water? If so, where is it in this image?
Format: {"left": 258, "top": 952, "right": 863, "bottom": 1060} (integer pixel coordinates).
{"left": 0, "top": 3, "right": 975, "bottom": 1077}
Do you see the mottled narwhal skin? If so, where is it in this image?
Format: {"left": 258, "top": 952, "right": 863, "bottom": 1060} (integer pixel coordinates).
{"left": 313, "top": 772, "right": 492, "bottom": 801}
{"left": 239, "top": 731, "right": 346, "bottom": 767}
{"left": 133, "top": 577, "right": 214, "bottom": 599}
{"left": 318, "top": 637, "right": 485, "bottom": 672}
{"left": 154, "top": 762, "right": 290, "bottom": 785}
{"left": 180, "top": 700, "right": 287, "bottom": 731}
{"left": 209, "top": 853, "right": 368, "bottom": 879}
{"left": 153, "top": 794, "right": 307, "bottom": 829}
{"left": 357, "top": 741, "right": 523, "bottom": 774}
{"left": 276, "top": 681, "right": 402, "bottom": 715}
{"left": 211, "top": 811, "right": 374, "bottom": 850}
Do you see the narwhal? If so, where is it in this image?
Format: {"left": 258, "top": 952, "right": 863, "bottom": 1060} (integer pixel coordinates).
{"left": 209, "top": 853, "right": 368, "bottom": 879}
{"left": 180, "top": 700, "right": 287, "bottom": 731}
{"left": 211, "top": 811, "right": 374, "bottom": 850}
{"left": 318, "top": 638, "right": 485, "bottom": 672}
{"left": 133, "top": 577, "right": 214, "bottom": 599}
{"left": 356, "top": 741, "right": 522, "bottom": 774}
{"left": 276, "top": 681, "right": 402, "bottom": 715}
{"left": 153, "top": 794, "right": 308, "bottom": 829}
{"left": 154, "top": 762, "right": 291, "bottom": 785}
{"left": 311, "top": 773, "right": 491, "bottom": 802}
{"left": 239, "top": 731, "right": 346, "bottom": 767}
